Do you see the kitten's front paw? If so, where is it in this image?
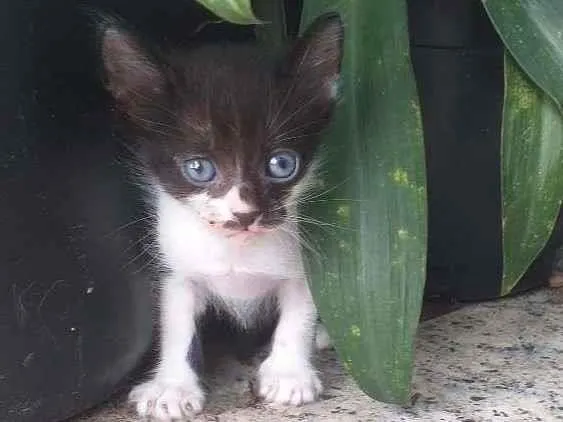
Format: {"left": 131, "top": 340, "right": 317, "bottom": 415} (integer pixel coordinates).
{"left": 258, "top": 357, "right": 322, "bottom": 406}
{"left": 129, "top": 377, "right": 205, "bottom": 421}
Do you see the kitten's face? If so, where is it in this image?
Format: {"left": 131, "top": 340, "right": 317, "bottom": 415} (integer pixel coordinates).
{"left": 100, "top": 14, "right": 343, "bottom": 238}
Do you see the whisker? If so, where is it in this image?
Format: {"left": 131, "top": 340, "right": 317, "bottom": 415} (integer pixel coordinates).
{"left": 298, "top": 224, "right": 323, "bottom": 256}
{"left": 297, "top": 177, "right": 351, "bottom": 203}
{"left": 271, "top": 91, "right": 323, "bottom": 135}
{"left": 273, "top": 119, "right": 328, "bottom": 141}
{"left": 104, "top": 214, "right": 156, "bottom": 237}
{"left": 130, "top": 90, "right": 178, "bottom": 119}
{"left": 278, "top": 224, "right": 322, "bottom": 263}
{"left": 291, "top": 215, "right": 348, "bottom": 231}
{"left": 131, "top": 116, "right": 187, "bottom": 141}
{"left": 132, "top": 252, "right": 161, "bottom": 275}
{"left": 307, "top": 198, "right": 368, "bottom": 204}
{"left": 122, "top": 241, "right": 157, "bottom": 270}
{"left": 267, "top": 78, "right": 298, "bottom": 131}
{"left": 274, "top": 130, "right": 325, "bottom": 144}
{"left": 132, "top": 116, "right": 183, "bottom": 133}
{"left": 286, "top": 215, "right": 354, "bottom": 235}
{"left": 122, "top": 230, "right": 157, "bottom": 254}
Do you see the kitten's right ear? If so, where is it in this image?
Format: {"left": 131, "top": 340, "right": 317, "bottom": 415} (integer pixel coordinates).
{"left": 98, "top": 18, "right": 164, "bottom": 107}
{"left": 283, "top": 12, "right": 344, "bottom": 101}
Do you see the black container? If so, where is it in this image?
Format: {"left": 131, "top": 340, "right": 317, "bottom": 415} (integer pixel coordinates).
{"left": 0, "top": 1, "right": 256, "bottom": 421}
{"left": 407, "top": 0, "right": 563, "bottom": 301}
{"left": 0, "top": 2, "right": 153, "bottom": 421}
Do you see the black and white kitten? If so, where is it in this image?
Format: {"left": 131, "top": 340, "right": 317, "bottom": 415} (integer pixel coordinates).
{"left": 99, "top": 12, "right": 343, "bottom": 421}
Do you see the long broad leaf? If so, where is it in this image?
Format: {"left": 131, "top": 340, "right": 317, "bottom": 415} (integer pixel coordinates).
{"left": 499, "top": 55, "right": 563, "bottom": 294}
{"left": 194, "top": 0, "right": 259, "bottom": 25}
{"left": 482, "top": 1, "right": 563, "bottom": 294}
{"left": 300, "top": 1, "right": 426, "bottom": 403}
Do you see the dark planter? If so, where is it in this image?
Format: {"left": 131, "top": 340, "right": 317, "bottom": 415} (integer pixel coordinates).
{"left": 1, "top": 2, "right": 255, "bottom": 421}
{"left": 407, "top": 0, "right": 563, "bottom": 301}
{"left": 0, "top": 2, "right": 154, "bottom": 421}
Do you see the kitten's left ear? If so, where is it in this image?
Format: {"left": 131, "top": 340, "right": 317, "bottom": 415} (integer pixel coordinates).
{"left": 284, "top": 12, "right": 344, "bottom": 100}
{"left": 98, "top": 19, "right": 165, "bottom": 108}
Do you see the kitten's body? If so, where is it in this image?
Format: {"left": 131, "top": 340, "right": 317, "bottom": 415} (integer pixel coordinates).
{"left": 99, "top": 13, "right": 343, "bottom": 421}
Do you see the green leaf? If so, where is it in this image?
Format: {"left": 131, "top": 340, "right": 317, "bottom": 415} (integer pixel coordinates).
{"left": 194, "top": 0, "right": 259, "bottom": 25}
{"left": 482, "top": 1, "right": 563, "bottom": 108}
{"left": 499, "top": 55, "right": 563, "bottom": 294}
{"left": 482, "top": 1, "right": 563, "bottom": 294}
{"left": 300, "top": 1, "right": 426, "bottom": 404}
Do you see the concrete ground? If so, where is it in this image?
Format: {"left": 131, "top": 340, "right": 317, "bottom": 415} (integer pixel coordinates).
{"left": 76, "top": 288, "right": 562, "bottom": 422}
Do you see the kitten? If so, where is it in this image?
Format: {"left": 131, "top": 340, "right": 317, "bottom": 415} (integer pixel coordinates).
{"left": 99, "top": 12, "right": 343, "bottom": 421}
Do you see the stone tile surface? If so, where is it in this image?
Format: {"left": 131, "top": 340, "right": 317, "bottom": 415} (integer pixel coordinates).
{"left": 76, "top": 289, "right": 562, "bottom": 422}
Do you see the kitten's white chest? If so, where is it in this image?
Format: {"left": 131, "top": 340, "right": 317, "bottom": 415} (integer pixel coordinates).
{"left": 182, "top": 234, "right": 293, "bottom": 299}
{"left": 157, "top": 193, "right": 303, "bottom": 299}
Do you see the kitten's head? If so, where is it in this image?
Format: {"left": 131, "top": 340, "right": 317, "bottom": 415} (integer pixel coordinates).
{"left": 100, "top": 13, "right": 343, "bottom": 239}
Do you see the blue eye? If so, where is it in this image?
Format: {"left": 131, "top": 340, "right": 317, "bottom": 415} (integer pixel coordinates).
{"left": 183, "top": 158, "right": 216, "bottom": 185}
{"left": 267, "top": 150, "right": 299, "bottom": 182}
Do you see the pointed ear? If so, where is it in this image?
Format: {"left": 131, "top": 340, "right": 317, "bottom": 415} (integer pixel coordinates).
{"left": 285, "top": 12, "right": 344, "bottom": 100}
{"left": 99, "top": 22, "right": 164, "bottom": 107}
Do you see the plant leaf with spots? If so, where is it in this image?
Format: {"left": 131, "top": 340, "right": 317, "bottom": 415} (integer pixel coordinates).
{"left": 300, "top": 0, "right": 427, "bottom": 404}
{"left": 483, "top": 0, "right": 563, "bottom": 108}
{"left": 482, "top": 1, "right": 563, "bottom": 294}
{"left": 498, "top": 55, "right": 563, "bottom": 294}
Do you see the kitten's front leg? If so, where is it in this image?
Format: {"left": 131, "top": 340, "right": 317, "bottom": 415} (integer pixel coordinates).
{"left": 129, "top": 274, "right": 205, "bottom": 421}
{"left": 258, "top": 277, "right": 322, "bottom": 406}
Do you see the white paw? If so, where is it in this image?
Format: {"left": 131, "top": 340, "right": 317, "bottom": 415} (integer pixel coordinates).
{"left": 258, "top": 357, "right": 323, "bottom": 406}
{"left": 129, "top": 378, "right": 205, "bottom": 421}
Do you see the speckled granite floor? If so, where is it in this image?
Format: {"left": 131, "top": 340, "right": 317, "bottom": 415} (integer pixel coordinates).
{"left": 75, "top": 288, "right": 562, "bottom": 422}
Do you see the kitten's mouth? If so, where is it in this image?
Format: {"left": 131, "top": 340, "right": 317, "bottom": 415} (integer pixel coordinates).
{"left": 217, "top": 227, "right": 270, "bottom": 245}
{"left": 224, "top": 225, "right": 273, "bottom": 238}
{"left": 209, "top": 220, "right": 276, "bottom": 241}
{"left": 204, "top": 215, "right": 279, "bottom": 241}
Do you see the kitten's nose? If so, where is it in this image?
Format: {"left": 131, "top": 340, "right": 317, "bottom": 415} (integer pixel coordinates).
{"left": 232, "top": 211, "right": 261, "bottom": 229}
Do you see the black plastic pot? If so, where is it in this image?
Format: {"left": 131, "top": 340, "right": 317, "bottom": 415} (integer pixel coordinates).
{"left": 0, "top": 2, "right": 256, "bottom": 421}
{"left": 0, "top": 3, "right": 152, "bottom": 422}
{"left": 407, "top": 0, "right": 563, "bottom": 301}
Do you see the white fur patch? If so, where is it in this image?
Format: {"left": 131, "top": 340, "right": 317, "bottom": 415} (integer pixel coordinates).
{"left": 225, "top": 186, "right": 256, "bottom": 213}
{"left": 186, "top": 185, "right": 256, "bottom": 225}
